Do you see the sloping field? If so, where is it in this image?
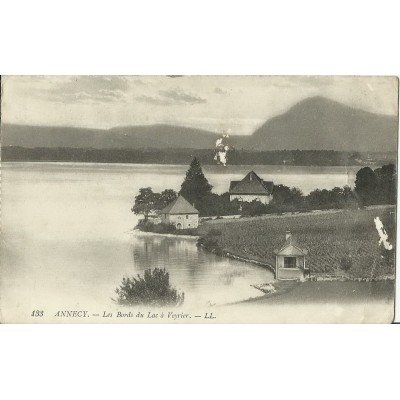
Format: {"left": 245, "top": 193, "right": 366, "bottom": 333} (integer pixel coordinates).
{"left": 198, "top": 206, "right": 396, "bottom": 278}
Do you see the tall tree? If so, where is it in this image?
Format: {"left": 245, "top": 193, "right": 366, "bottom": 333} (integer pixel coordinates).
{"left": 374, "top": 163, "right": 396, "bottom": 204}
{"left": 180, "top": 158, "right": 213, "bottom": 205}
{"left": 131, "top": 187, "right": 160, "bottom": 221}
{"left": 355, "top": 167, "right": 378, "bottom": 205}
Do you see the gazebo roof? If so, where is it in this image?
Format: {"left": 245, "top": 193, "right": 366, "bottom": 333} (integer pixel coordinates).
{"left": 274, "top": 234, "right": 308, "bottom": 256}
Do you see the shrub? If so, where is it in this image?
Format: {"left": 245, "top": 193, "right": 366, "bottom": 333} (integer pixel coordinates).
{"left": 340, "top": 255, "right": 353, "bottom": 271}
{"left": 241, "top": 200, "right": 266, "bottom": 216}
{"left": 136, "top": 220, "right": 176, "bottom": 234}
{"left": 137, "top": 219, "right": 155, "bottom": 232}
{"left": 114, "top": 268, "right": 184, "bottom": 306}
{"left": 153, "top": 223, "right": 177, "bottom": 234}
{"left": 177, "top": 228, "right": 197, "bottom": 236}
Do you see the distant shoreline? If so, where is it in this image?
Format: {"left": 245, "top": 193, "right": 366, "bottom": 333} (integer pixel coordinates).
{"left": 1, "top": 146, "right": 395, "bottom": 167}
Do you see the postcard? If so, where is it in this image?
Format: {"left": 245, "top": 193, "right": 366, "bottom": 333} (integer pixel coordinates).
{"left": 0, "top": 76, "right": 398, "bottom": 323}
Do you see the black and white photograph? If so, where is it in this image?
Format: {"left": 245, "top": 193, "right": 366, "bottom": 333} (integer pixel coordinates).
{"left": 1, "top": 75, "right": 398, "bottom": 323}
{"left": 1, "top": 2, "right": 400, "bottom": 400}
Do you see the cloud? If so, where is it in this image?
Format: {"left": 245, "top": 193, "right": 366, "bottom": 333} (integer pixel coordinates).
{"left": 159, "top": 89, "right": 207, "bottom": 104}
{"left": 214, "top": 87, "right": 228, "bottom": 95}
{"left": 136, "top": 88, "right": 207, "bottom": 105}
{"left": 135, "top": 94, "right": 171, "bottom": 105}
{"left": 40, "top": 76, "right": 129, "bottom": 103}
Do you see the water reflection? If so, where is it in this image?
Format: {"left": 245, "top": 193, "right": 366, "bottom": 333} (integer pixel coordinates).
{"left": 129, "top": 232, "right": 273, "bottom": 305}
{"left": 3, "top": 161, "right": 353, "bottom": 311}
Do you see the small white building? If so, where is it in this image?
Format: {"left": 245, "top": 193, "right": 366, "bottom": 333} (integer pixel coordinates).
{"left": 274, "top": 230, "right": 308, "bottom": 280}
{"left": 229, "top": 171, "right": 273, "bottom": 204}
{"left": 160, "top": 195, "right": 199, "bottom": 230}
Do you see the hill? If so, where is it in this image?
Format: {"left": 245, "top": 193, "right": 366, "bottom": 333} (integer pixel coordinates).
{"left": 1, "top": 96, "right": 397, "bottom": 152}
{"left": 246, "top": 96, "right": 398, "bottom": 152}
{"left": 1, "top": 124, "right": 225, "bottom": 149}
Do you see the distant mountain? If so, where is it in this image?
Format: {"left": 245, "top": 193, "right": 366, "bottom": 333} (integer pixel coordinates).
{"left": 1, "top": 96, "right": 398, "bottom": 152}
{"left": 1, "top": 124, "right": 224, "bottom": 149}
{"left": 246, "top": 96, "right": 398, "bottom": 152}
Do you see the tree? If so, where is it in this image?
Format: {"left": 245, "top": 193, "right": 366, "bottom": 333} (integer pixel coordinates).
{"left": 289, "top": 187, "right": 304, "bottom": 205}
{"left": 355, "top": 167, "right": 378, "bottom": 205}
{"left": 131, "top": 187, "right": 160, "bottom": 221}
{"left": 272, "top": 184, "right": 292, "bottom": 205}
{"left": 180, "top": 158, "right": 213, "bottom": 206}
{"left": 272, "top": 185, "right": 304, "bottom": 207}
{"left": 132, "top": 188, "right": 178, "bottom": 220}
{"left": 241, "top": 200, "right": 266, "bottom": 216}
{"left": 306, "top": 189, "right": 331, "bottom": 209}
{"left": 156, "top": 189, "right": 178, "bottom": 210}
{"left": 374, "top": 163, "right": 396, "bottom": 204}
{"left": 114, "top": 268, "right": 184, "bottom": 306}
{"left": 198, "top": 193, "right": 225, "bottom": 216}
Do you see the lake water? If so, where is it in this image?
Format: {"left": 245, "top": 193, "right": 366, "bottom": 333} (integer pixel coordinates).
{"left": 0, "top": 162, "right": 362, "bottom": 318}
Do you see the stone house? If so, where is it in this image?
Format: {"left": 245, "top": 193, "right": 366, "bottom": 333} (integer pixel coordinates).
{"left": 160, "top": 195, "right": 199, "bottom": 229}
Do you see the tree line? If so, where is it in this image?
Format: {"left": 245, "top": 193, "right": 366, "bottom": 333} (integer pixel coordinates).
{"left": 132, "top": 158, "right": 396, "bottom": 220}
{"left": 3, "top": 146, "right": 395, "bottom": 166}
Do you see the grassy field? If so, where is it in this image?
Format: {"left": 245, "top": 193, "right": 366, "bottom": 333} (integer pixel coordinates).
{"left": 198, "top": 206, "right": 396, "bottom": 278}
{"left": 244, "top": 280, "right": 395, "bottom": 305}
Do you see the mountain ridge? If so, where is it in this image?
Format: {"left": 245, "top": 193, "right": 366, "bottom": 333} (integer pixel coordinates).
{"left": 2, "top": 96, "right": 397, "bottom": 152}
{"left": 248, "top": 96, "right": 398, "bottom": 152}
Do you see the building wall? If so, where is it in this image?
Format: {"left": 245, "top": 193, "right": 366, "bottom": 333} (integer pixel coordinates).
{"left": 161, "top": 213, "right": 198, "bottom": 229}
{"left": 229, "top": 194, "right": 273, "bottom": 204}
{"left": 276, "top": 255, "right": 305, "bottom": 280}
{"left": 277, "top": 268, "right": 304, "bottom": 280}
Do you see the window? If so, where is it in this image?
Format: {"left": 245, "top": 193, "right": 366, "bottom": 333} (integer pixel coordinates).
{"left": 186, "top": 215, "right": 189, "bottom": 219}
{"left": 284, "top": 257, "right": 296, "bottom": 268}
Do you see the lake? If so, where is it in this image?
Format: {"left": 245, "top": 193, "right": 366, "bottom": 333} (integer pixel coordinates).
{"left": 0, "top": 162, "right": 362, "bottom": 320}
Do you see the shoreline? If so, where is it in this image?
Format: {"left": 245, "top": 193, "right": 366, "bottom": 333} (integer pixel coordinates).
{"left": 130, "top": 228, "right": 199, "bottom": 240}
{"left": 197, "top": 242, "right": 276, "bottom": 275}
{"left": 2, "top": 159, "right": 390, "bottom": 168}
{"left": 134, "top": 205, "right": 396, "bottom": 283}
{"left": 132, "top": 206, "right": 395, "bottom": 305}
{"left": 198, "top": 240, "right": 395, "bottom": 283}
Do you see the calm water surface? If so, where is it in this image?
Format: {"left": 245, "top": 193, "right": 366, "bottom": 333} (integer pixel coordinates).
{"left": 1, "top": 162, "right": 360, "bottom": 313}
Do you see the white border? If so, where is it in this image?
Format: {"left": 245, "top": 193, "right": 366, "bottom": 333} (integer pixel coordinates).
{"left": 1, "top": 1, "right": 399, "bottom": 400}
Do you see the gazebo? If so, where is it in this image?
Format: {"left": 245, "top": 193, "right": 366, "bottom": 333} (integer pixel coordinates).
{"left": 274, "top": 230, "right": 308, "bottom": 280}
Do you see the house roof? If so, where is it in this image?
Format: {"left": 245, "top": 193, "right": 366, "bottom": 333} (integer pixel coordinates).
{"left": 274, "top": 234, "right": 308, "bottom": 256}
{"left": 160, "top": 195, "right": 199, "bottom": 215}
{"left": 229, "top": 171, "right": 273, "bottom": 195}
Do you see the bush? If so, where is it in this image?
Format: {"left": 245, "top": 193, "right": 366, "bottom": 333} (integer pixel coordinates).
{"left": 197, "top": 236, "right": 225, "bottom": 256}
{"left": 153, "top": 223, "right": 177, "bottom": 234}
{"left": 114, "top": 268, "right": 184, "bottom": 306}
{"left": 136, "top": 220, "right": 176, "bottom": 234}
{"left": 136, "top": 219, "right": 155, "bottom": 232}
{"left": 340, "top": 255, "right": 353, "bottom": 271}
{"left": 241, "top": 200, "right": 266, "bottom": 216}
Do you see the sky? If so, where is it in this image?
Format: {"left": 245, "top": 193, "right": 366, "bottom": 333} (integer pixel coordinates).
{"left": 2, "top": 76, "right": 398, "bottom": 135}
